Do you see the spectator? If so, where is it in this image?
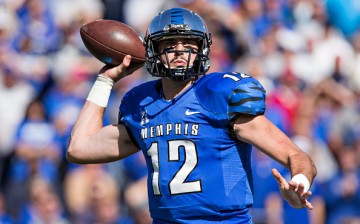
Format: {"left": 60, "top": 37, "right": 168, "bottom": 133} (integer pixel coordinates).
{"left": 0, "top": 192, "right": 14, "bottom": 223}
{"left": 0, "top": 67, "right": 35, "bottom": 190}
{"left": 63, "top": 164, "right": 132, "bottom": 223}
{"left": 14, "top": 0, "right": 61, "bottom": 54}
{"left": 319, "top": 147, "right": 360, "bottom": 224}
{"left": 18, "top": 175, "right": 69, "bottom": 224}
{"left": 124, "top": 177, "right": 152, "bottom": 224}
{"left": 4, "top": 99, "right": 62, "bottom": 217}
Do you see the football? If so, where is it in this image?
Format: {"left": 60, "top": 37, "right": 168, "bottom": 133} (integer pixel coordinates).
{"left": 80, "top": 19, "right": 146, "bottom": 68}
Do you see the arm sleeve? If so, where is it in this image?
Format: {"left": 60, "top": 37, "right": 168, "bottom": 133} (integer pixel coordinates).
{"left": 227, "top": 78, "right": 266, "bottom": 120}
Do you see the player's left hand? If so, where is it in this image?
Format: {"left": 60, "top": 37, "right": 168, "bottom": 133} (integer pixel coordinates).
{"left": 271, "top": 168, "right": 313, "bottom": 210}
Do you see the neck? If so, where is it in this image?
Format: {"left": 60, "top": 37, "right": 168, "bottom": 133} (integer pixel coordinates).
{"left": 161, "top": 78, "right": 195, "bottom": 100}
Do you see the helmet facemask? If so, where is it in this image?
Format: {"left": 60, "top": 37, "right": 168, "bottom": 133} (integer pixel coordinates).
{"left": 146, "top": 37, "right": 210, "bottom": 81}
{"left": 144, "top": 8, "right": 212, "bottom": 81}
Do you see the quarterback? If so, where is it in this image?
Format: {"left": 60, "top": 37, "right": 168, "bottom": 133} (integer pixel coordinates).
{"left": 67, "top": 8, "right": 317, "bottom": 223}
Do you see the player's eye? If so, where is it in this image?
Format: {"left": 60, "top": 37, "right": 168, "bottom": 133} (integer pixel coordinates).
{"left": 162, "top": 40, "right": 177, "bottom": 48}
{"left": 158, "top": 39, "right": 199, "bottom": 53}
{"left": 183, "top": 44, "right": 198, "bottom": 52}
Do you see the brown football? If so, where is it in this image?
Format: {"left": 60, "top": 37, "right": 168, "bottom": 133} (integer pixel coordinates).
{"left": 80, "top": 19, "right": 145, "bottom": 68}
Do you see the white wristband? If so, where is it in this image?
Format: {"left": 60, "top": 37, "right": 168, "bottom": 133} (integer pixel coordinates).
{"left": 87, "top": 75, "right": 114, "bottom": 107}
{"left": 291, "top": 174, "right": 310, "bottom": 192}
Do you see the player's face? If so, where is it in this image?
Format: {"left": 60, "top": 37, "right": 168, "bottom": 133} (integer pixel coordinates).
{"left": 158, "top": 38, "right": 199, "bottom": 69}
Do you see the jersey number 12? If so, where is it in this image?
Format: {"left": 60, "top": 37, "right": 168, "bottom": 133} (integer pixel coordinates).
{"left": 147, "top": 140, "right": 202, "bottom": 195}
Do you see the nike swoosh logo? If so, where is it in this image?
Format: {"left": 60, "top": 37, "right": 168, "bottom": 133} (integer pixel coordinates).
{"left": 185, "top": 109, "right": 200, "bottom": 116}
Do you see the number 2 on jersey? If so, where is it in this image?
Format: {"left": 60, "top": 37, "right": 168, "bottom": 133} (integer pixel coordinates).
{"left": 147, "top": 140, "right": 202, "bottom": 195}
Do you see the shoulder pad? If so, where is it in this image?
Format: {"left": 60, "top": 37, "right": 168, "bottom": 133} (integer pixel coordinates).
{"left": 228, "top": 75, "right": 266, "bottom": 120}
{"left": 195, "top": 72, "right": 266, "bottom": 120}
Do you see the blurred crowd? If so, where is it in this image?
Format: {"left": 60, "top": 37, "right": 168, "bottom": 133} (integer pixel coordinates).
{"left": 0, "top": 0, "right": 360, "bottom": 223}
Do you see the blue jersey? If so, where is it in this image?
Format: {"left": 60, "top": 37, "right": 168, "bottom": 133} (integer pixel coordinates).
{"left": 119, "top": 72, "right": 266, "bottom": 223}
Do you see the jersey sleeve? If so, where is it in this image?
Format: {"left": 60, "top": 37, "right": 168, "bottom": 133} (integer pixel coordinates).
{"left": 117, "top": 81, "right": 159, "bottom": 149}
{"left": 118, "top": 90, "right": 132, "bottom": 124}
{"left": 227, "top": 75, "right": 266, "bottom": 120}
{"left": 118, "top": 89, "right": 141, "bottom": 148}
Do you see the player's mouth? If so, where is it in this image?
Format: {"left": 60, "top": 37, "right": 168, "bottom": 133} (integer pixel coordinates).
{"left": 172, "top": 59, "right": 188, "bottom": 67}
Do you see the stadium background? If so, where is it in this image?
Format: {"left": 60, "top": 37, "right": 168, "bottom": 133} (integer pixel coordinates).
{"left": 0, "top": 0, "right": 359, "bottom": 223}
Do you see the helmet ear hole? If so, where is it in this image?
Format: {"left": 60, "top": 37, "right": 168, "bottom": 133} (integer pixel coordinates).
{"left": 152, "top": 41, "right": 160, "bottom": 54}
{"left": 144, "top": 8, "right": 212, "bottom": 80}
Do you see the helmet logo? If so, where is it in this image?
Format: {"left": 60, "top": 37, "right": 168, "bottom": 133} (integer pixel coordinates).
{"left": 164, "top": 24, "right": 190, "bottom": 32}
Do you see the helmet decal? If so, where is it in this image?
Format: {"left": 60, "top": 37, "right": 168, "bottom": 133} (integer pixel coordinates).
{"left": 170, "top": 8, "right": 184, "bottom": 24}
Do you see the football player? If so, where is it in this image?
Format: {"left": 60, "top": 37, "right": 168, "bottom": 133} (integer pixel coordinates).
{"left": 67, "top": 7, "right": 317, "bottom": 223}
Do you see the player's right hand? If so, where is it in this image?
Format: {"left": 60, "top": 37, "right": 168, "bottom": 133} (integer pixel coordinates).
{"left": 99, "top": 55, "right": 137, "bottom": 82}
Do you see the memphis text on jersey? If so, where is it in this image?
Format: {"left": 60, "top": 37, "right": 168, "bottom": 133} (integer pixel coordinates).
{"left": 141, "top": 123, "right": 199, "bottom": 139}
